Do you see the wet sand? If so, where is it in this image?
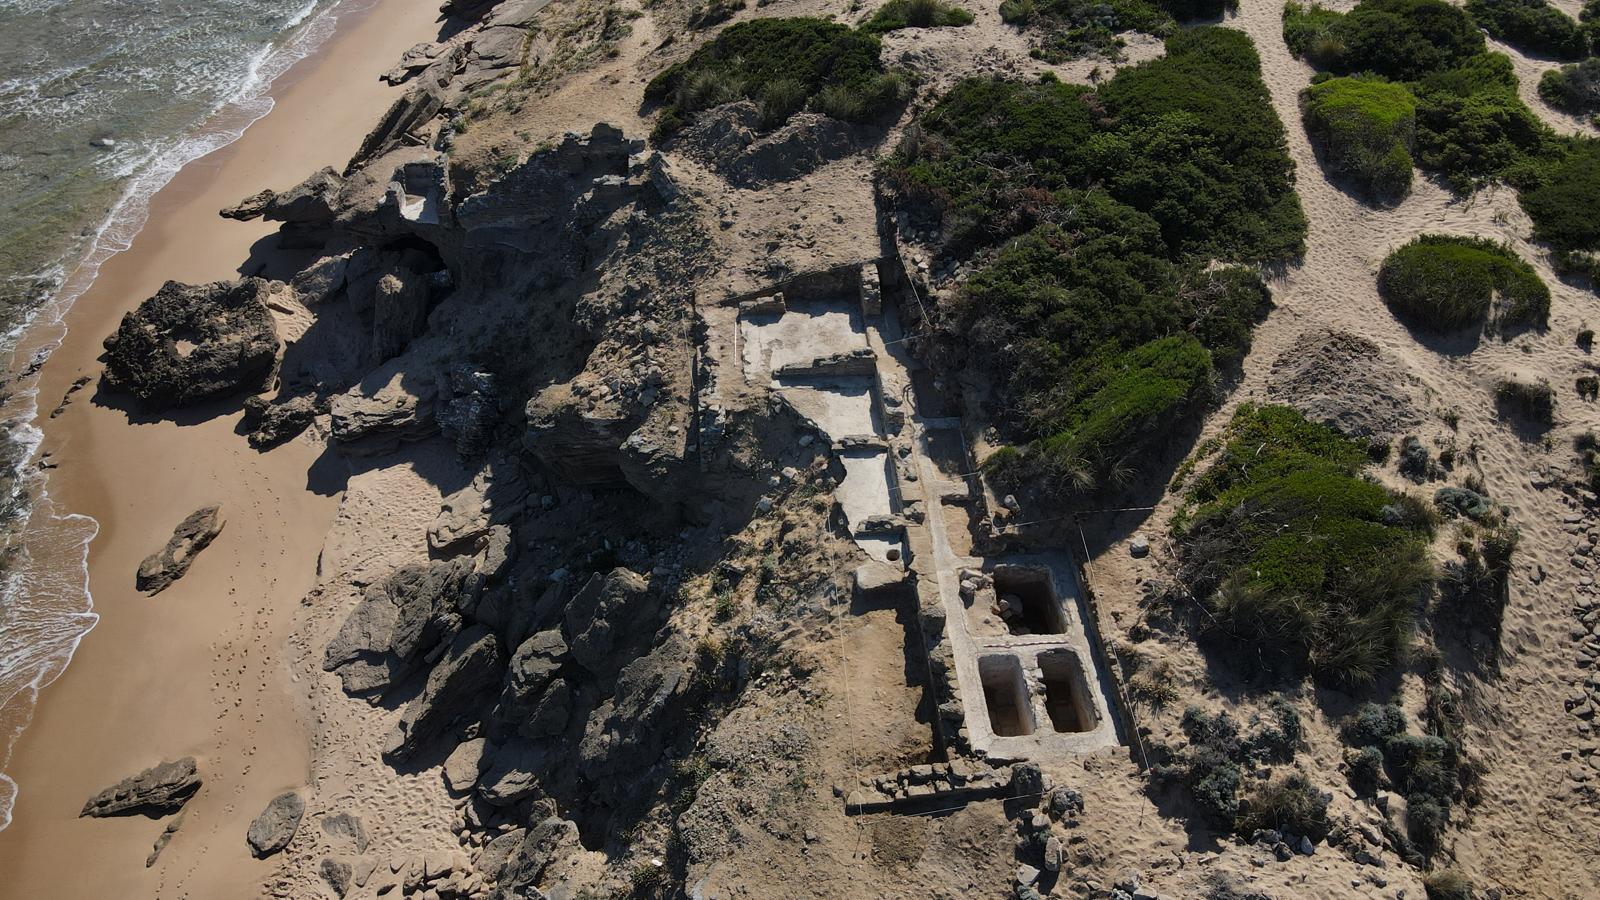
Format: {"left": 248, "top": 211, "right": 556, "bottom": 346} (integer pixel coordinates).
{"left": 0, "top": 0, "right": 442, "bottom": 895}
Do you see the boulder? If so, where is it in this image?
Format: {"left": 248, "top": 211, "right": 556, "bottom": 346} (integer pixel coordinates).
{"left": 384, "top": 627, "right": 506, "bottom": 761}
{"left": 80, "top": 757, "right": 201, "bottom": 818}
{"left": 246, "top": 791, "right": 304, "bottom": 857}
{"left": 493, "top": 817, "right": 577, "bottom": 896}
{"left": 476, "top": 827, "right": 525, "bottom": 880}
{"left": 476, "top": 739, "right": 551, "bottom": 807}
{"left": 242, "top": 394, "right": 320, "bottom": 450}
{"left": 443, "top": 737, "right": 489, "bottom": 794}
{"left": 323, "top": 558, "right": 476, "bottom": 698}
{"left": 136, "top": 505, "right": 224, "bottom": 594}
{"left": 563, "top": 568, "right": 653, "bottom": 678}
{"left": 225, "top": 167, "right": 344, "bottom": 226}
{"left": 492, "top": 629, "right": 568, "bottom": 735}
{"left": 329, "top": 367, "right": 439, "bottom": 456}
{"left": 321, "top": 857, "right": 354, "bottom": 897}
{"left": 101, "top": 278, "right": 280, "bottom": 411}
{"left": 521, "top": 678, "right": 571, "bottom": 739}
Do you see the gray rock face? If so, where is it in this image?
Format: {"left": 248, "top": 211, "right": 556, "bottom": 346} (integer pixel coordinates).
{"left": 476, "top": 738, "right": 550, "bottom": 807}
{"left": 246, "top": 791, "right": 304, "bottom": 857}
{"left": 577, "top": 637, "right": 690, "bottom": 801}
{"left": 101, "top": 278, "right": 280, "bottom": 411}
{"left": 366, "top": 268, "right": 431, "bottom": 366}
{"left": 673, "top": 101, "right": 863, "bottom": 187}
{"left": 521, "top": 678, "right": 571, "bottom": 739}
{"left": 323, "top": 558, "right": 476, "bottom": 698}
{"left": 563, "top": 568, "right": 653, "bottom": 678}
{"left": 476, "top": 827, "right": 525, "bottom": 880}
{"left": 493, "top": 817, "right": 576, "bottom": 897}
{"left": 222, "top": 167, "right": 344, "bottom": 226}
{"left": 384, "top": 626, "right": 505, "bottom": 761}
{"left": 329, "top": 367, "right": 439, "bottom": 456}
{"left": 80, "top": 757, "right": 201, "bottom": 818}
{"left": 137, "top": 505, "right": 224, "bottom": 594}
{"left": 492, "top": 629, "right": 568, "bottom": 736}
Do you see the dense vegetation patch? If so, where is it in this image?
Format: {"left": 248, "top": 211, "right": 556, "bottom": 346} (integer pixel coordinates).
{"left": 1539, "top": 58, "right": 1600, "bottom": 120}
{"left": 1466, "top": 0, "right": 1590, "bottom": 61}
{"left": 1175, "top": 404, "right": 1434, "bottom": 685}
{"left": 1283, "top": 0, "right": 1485, "bottom": 81}
{"left": 861, "top": 0, "right": 974, "bottom": 33}
{"left": 1301, "top": 76, "right": 1416, "bottom": 201}
{"left": 884, "top": 28, "right": 1303, "bottom": 493}
{"left": 1152, "top": 703, "right": 1324, "bottom": 834}
{"left": 1377, "top": 234, "right": 1550, "bottom": 333}
{"left": 999, "top": 0, "right": 1176, "bottom": 62}
{"left": 1518, "top": 140, "right": 1600, "bottom": 275}
{"left": 645, "top": 18, "right": 907, "bottom": 137}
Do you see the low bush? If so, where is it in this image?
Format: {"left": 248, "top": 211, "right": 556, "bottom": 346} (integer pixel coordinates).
{"left": 1440, "top": 524, "right": 1519, "bottom": 636}
{"left": 645, "top": 19, "right": 901, "bottom": 136}
{"left": 862, "top": 0, "right": 974, "bottom": 32}
{"left": 688, "top": 0, "right": 746, "bottom": 28}
{"left": 1493, "top": 377, "right": 1556, "bottom": 425}
{"left": 1577, "top": 430, "right": 1600, "bottom": 492}
{"left": 1540, "top": 58, "right": 1600, "bottom": 118}
{"left": 1283, "top": 2, "right": 1349, "bottom": 68}
{"left": 1237, "top": 772, "right": 1331, "bottom": 840}
{"left": 1376, "top": 234, "right": 1550, "bottom": 333}
{"left": 1301, "top": 76, "right": 1417, "bottom": 201}
{"left": 1160, "top": 0, "right": 1238, "bottom": 19}
{"left": 1411, "top": 52, "right": 1556, "bottom": 191}
{"left": 1340, "top": 704, "right": 1466, "bottom": 856}
{"left": 1466, "top": 0, "right": 1589, "bottom": 61}
{"left": 1176, "top": 405, "right": 1433, "bottom": 685}
{"left": 1423, "top": 869, "right": 1476, "bottom": 900}
{"left": 1000, "top": 0, "right": 1174, "bottom": 61}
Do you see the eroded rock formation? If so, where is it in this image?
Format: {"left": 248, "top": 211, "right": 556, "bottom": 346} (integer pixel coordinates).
{"left": 101, "top": 279, "right": 280, "bottom": 410}
{"left": 80, "top": 757, "right": 201, "bottom": 818}
{"left": 136, "top": 505, "right": 224, "bottom": 594}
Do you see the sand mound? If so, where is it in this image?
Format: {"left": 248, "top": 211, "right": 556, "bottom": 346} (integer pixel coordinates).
{"left": 1266, "top": 327, "right": 1424, "bottom": 439}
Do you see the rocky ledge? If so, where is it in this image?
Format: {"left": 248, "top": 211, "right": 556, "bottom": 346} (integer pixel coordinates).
{"left": 80, "top": 757, "right": 201, "bottom": 818}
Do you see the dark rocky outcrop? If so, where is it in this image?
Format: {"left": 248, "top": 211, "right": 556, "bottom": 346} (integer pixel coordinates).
{"left": 492, "top": 816, "right": 577, "bottom": 898}
{"left": 323, "top": 558, "right": 477, "bottom": 698}
{"left": 80, "top": 757, "right": 201, "bottom": 818}
{"left": 491, "top": 628, "right": 568, "bottom": 738}
{"left": 577, "top": 637, "right": 691, "bottom": 806}
{"left": 563, "top": 568, "right": 655, "bottom": 680}
{"left": 383, "top": 626, "right": 505, "bottom": 761}
{"left": 329, "top": 366, "right": 440, "bottom": 456}
{"left": 101, "top": 279, "right": 281, "bottom": 411}
{"left": 241, "top": 393, "right": 321, "bottom": 449}
{"left": 477, "top": 738, "right": 551, "bottom": 807}
{"left": 673, "top": 101, "right": 865, "bottom": 188}
{"left": 246, "top": 790, "right": 304, "bottom": 857}
{"left": 221, "top": 167, "right": 344, "bottom": 226}
{"left": 442, "top": 737, "right": 489, "bottom": 793}
{"left": 137, "top": 505, "right": 224, "bottom": 594}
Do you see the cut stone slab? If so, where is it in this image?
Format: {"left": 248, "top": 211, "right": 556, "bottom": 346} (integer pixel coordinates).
{"left": 81, "top": 757, "right": 201, "bottom": 818}
{"left": 137, "top": 506, "right": 224, "bottom": 594}
{"left": 247, "top": 790, "right": 305, "bottom": 857}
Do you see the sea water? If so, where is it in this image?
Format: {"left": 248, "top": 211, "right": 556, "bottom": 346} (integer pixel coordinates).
{"left": 0, "top": 0, "right": 355, "bottom": 831}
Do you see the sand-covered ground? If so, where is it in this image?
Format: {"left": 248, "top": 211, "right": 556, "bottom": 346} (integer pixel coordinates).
{"left": 0, "top": 1, "right": 442, "bottom": 895}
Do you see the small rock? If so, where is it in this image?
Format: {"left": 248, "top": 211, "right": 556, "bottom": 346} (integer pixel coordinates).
{"left": 1016, "top": 863, "right": 1040, "bottom": 886}
{"left": 1129, "top": 535, "right": 1150, "bottom": 558}
{"left": 246, "top": 791, "right": 304, "bottom": 858}
{"left": 321, "top": 857, "right": 354, "bottom": 897}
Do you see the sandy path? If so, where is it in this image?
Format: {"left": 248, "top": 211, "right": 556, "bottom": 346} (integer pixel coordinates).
{"left": 0, "top": 0, "right": 443, "bottom": 896}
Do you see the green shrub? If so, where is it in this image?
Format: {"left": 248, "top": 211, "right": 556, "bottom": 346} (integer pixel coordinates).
{"left": 1423, "top": 869, "right": 1476, "bottom": 900}
{"left": 1285, "top": 0, "right": 1485, "bottom": 81}
{"left": 1377, "top": 234, "right": 1550, "bottom": 333}
{"left": 1001, "top": 0, "right": 1175, "bottom": 62}
{"left": 1539, "top": 58, "right": 1600, "bottom": 117}
{"left": 1494, "top": 377, "right": 1556, "bottom": 425}
{"left": 1412, "top": 53, "right": 1556, "bottom": 191}
{"left": 1244, "top": 698, "right": 1303, "bottom": 762}
{"left": 1439, "top": 524, "right": 1518, "bottom": 636}
{"left": 759, "top": 78, "right": 808, "bottom": 128}
{"left": 1346, "top": 744, "right": 1385, "bottom": 794}
{"left": 1160, "top": 0, "right": 1238, "bottom": 20}
{"left": 1237, "top": 772, "right": 1331, "bottom": 840}
{"left": 862, "top": 0, "right": 975, "bottom": 33}
{"left": 1343, "top": 702, "right": 1408, "bottom": 747}
{"left": 1302, "top": 76, "right": 1417, "bottom": 201}
{"left": 1519, "top": 140, "right": 1600, "bottom": 258}
{"left": 1467, "top": 0, "right": 1589, "bottom": 61}
{"left": 1339, "top": 705, "right": 1466, "bottom": 856}
{"left": 646, "top": 18, "right": 898, "bottom": 135}
{"left": 1177, "top": 405, "right": 1433, "bottom": 684}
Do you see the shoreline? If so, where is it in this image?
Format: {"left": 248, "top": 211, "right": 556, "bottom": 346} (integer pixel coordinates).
{"left": 0, "top": 0, "right": 359, "bottom": 833}
{"left": 0, "top": 0, "right": 443, "bottom": 894}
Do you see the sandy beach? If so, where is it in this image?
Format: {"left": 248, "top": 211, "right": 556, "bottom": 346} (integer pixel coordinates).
{"left": 0, "top": 0, "right": 442, "bottom": 895}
